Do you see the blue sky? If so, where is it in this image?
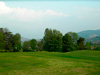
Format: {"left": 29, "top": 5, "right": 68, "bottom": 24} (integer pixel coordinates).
{"left": 0, "top": 1, "right": 100, "bottom": 39}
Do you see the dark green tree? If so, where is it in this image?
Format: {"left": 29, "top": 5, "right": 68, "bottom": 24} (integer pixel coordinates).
{"left": 67, "top": 32, "right": 79, "bottom": 50}
{"left": 0, "top": 28, "right": 4, "bottom": 34}
{"left": 30, "top": 39, "right": 37, "bottom": 51}
{"left": 44, "top": 28, "right": 63, "bottom": 52}
{"left": 23, "top": 41, "right": 31, "bottom": 52}
{"left": 37, "top": 39, "right": 44, "bottom": 51}
{"left": 0, "top": 32, "right": 5, "bottom": 50}
{"left": 67, "top": 32, "right": 79, "bottom": 43}
{"left": 62, "top": 33, "right": 74, "bottom": 52}
{"left": 0, "top": 27, "right": 22, "bottom": 52}
{"left": 13, "top": 33, "right": 21, "bottom": 52}
{"left": 95, "top": 46, "right": 100, "bottom": 51}
{"left": 43, "top": 28, "right": 52, "bottom": 51}
{"left": 77, "top": 37, "right": 85, "bottom": 50}
{"left": 85, "top": 42, "right": 91, "bottom": 50}
{"left": 4, "top": 29, "right": 13, "bottom": 52}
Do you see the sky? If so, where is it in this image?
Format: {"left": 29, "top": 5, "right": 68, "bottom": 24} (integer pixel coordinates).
{"left": 0, "top": 0, "right": 100, "bottom": 39}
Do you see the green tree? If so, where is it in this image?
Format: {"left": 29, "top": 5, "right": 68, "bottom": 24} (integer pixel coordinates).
{"left": 44, "top": 28, "right": 63, "bottom": 52}
{"left": 85, "top": 42, "right": 91, "bottom": 50}
{"left": 37, "top": 39, "right": 44, "bottom": 51}
{"left": 67, "top": 32, "right": 79, "bottom": 43}
{"left": 4, "top": 30, "right": 13, "bottom": 52}
{"left": 43, "top": 28, "right": 52, "bottom": 51}
{"left": 63, "top": 33, "right": 74, "bottom": 52}
{"left": 0, "top": 27, "right": 22, "bottom": 52}
{"left": 23, "top": 41, "right": 31, "bottom": 52}
{"left": 0, "top": 28, "right": 4, "bottom": 34}
{"left": 13, "top": 33, "right": 21, "bottom": 52}
{"left": 30, "top": 39, "right": 37, "bottom": 51}
{"left": 67, "top": 32, "right": 79, "bottom": 50}
{"left": 0, "top": 32, "right": 5, "bottom": 50}
{"left": 95, "top": 46, "right": 100, "bottom": 51}
{"left": 77, "top": 37, "right": 85, "bottom": 50}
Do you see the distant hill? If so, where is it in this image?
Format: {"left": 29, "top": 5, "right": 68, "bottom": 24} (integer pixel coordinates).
{"left": 21, "top": 37, "right": 30, "bottom": 43}
{"left": 78, "top": 29, "right": 100, "bottom": 42}
{"left": 78, "top": 29, "right": 100, "bottom": 38}
{"left": 86, "top": 36, "right": 100, "bottom": 42}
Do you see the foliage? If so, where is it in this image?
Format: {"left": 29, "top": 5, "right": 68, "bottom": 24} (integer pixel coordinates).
{"left": 95, "top": 46, "right": 100, "bottom": 51}
{"left": 67, "top": 32, "right": 79, "bottom": 43}
{"left": 0, "top": 28, "right": 21, "bottom": 52}
{"left": 4, "top": 31, "right": 13, "bottom": 51}
{"left": 0, "top": 28, "right": 4, "bottom": 34}
{"left": 63, "top": 33, "right": 74, "bottom": 52}
{"left": 43, "top": 28, "right": 63, "bottom": 52}
{"left": 85, "top": 42, "right": 91, "bottom": 50}
{"left": 77, "top": 37, "right": 85, "bottom": 50}
{"left": 30, "top": 39, "right": 37, "bottom": 51}
{"left": 23, "top": 41, "right": 32, "bottom": 52}
{"left": 1, "top": 27, "right": 98, "bottom": 52}
{"left": 37, "top": 39, "right": 44, "bottom": 51}
{"left": 0, "top": 32, "right": 5, "bottom": 50}
{"left": 13, "top": 33, "right": 21, "bottom": 52}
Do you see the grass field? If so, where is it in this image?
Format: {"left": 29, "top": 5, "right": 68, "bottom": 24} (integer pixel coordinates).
{"left": 0, "top": 50, "right": 100, "bottom": 75}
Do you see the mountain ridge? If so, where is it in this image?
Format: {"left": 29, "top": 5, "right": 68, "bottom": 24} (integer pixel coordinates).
{"left": 78, "top": 29, "right": 100, "bottom": 38}
{"left": 77, "top": 29, "right": 100, "bottom": 42}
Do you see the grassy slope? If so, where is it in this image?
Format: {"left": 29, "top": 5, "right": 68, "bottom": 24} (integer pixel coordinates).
{"left": 0, "top": 50, "right": 100, "bottom": 75}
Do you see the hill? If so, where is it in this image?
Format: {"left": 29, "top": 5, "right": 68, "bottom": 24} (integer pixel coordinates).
{"left": 86, "top": 36, "right": 100, "bottom": 42}
{"left": 21, "top": 37, "right": 30, "bottom": 43}
{"left": 78, "top": 29, "right": 100, "bottom": 42}
{"left": 78, "top": 29, "right": 100, "bottom": 38}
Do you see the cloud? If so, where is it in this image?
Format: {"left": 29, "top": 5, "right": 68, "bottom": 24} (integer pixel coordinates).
{"left": 0, "top": 2, "right": 12, "bottom": 14}
{"left": 45, "top": 10, "right": 69, "bottom": 16}
{"left": 0, "top": 2, "right": 69, "bottom": 21}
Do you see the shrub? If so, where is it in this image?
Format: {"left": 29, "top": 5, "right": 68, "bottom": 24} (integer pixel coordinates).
{"left": 95, "top": 47, "right": 100, "bottom": 51}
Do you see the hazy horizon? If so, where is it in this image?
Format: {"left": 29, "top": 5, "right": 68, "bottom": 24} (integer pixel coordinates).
{"left": 0, "top": 1, "right": 100, "bottom": 39}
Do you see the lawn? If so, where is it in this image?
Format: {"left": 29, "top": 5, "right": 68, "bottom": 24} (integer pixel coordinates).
{"left": 0, "top": 50, "right": 100, "bottom": 75}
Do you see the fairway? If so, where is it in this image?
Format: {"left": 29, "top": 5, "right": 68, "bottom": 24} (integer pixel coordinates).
{"left": 0, "top": 50, "right": 100, "bottom": 75}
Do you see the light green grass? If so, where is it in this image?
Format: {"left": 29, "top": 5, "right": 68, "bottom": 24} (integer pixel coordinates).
{"left": 0, "top": 50, "right": 100, "bottom": 75}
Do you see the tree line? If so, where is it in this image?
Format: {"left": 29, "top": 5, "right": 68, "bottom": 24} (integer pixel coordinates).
{"left": 0, "top": 27, "right": 96, "bottom": 52}
{"left": 43, "top": 28, "right": 89, "bottom": 52}
{"left": 0, "top": 28, "right": 21, "bottom": 52}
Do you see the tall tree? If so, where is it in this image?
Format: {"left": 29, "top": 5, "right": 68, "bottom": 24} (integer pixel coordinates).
{"left": 4, "top": 29, "right": 13, "bottom": 51}
{"left": 13, "top": 33, "right": 21, "bottom": 52}
{"left": 44, "top": 28, "right": 63, "bottom": 52}
{"left": 30, "top": 39, "right": 37, "bottom": 51}
{"left": 0, "top": 32, "right": 5, "bottom": 50}
{"left": 63, "top": 33, "right": 74, "bottom": 52}
{"left": 0, "top": 28, "right": 21, "bottom": 52}
{"left": 67, "top": 32, "right": 79, "bottom": 43}
{"left": 43, "top": 28, "right": 52, "bottom": 51}
{"left": 77, "top": 37, "right": 85, "bottom": 50}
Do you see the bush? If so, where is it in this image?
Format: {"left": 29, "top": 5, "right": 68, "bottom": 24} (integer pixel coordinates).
{"left": 95, "top": 47, "right": 100, "bottom": 51}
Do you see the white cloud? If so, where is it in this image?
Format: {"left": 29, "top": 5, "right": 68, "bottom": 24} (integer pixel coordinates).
{"left": 0, "top": 2, "right": 13, "bottom": 14}
{"left": 0, "top": 2, "right": 69, "bottom": 21}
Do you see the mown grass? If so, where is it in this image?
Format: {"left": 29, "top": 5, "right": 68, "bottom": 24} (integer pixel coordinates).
{"left": 0, "top": 50, "right": 100, "bottom": 75}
